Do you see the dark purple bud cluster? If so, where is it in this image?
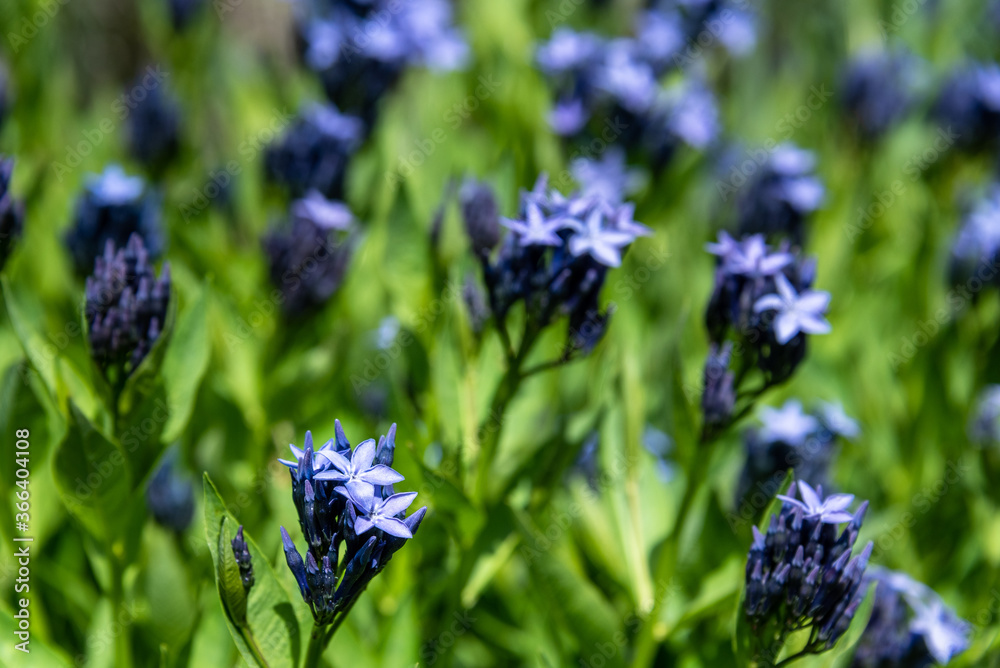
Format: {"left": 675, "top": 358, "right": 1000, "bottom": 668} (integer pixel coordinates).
{"left": 85, "top": 234, "right": 171, "bottom": 380}
{"left": 467, "top": 175, "right": 649, "bottom": 358}
{"left": 745, "top": 482, "right": 873, "bottom": 659}
{"left": 262, "top": 190, "right": 355, "bottom": 316}
{"left": 231, "top": 526, "right": 255, "bottom": 593}
{"left": 648, "top": 0, "right": 758, "bottom": 59}
{"left": 949, "top": 185, "right": 1000, "bottom": 290}
{"left": 535, "top": 22, "right": 720, "bottom": 169}
{"left": 279, "top": 422, "right": 426, "bottom": 625}
{"left": 838, "top": 49, "right": 921, "bottom": 143}
{"left": 931, "top": 62, "right": 1000, "bottom": 152}
{"left": 702, "top": 233, "right": 830, "bottom": 431}
{"left": 65, "top": 165, "right": 163, "bottom": 274}
{"left": 737, "top": 144, "right": 824, "bottom": 245}
{"left": 460, "top": 178, "right": 501, "bottom": 259}
{"left": 126, "top": 77, "right": 182, "bottom": 175}
{"left": 0, "top": 156, "right": 25, "bottom": 272}
{"left": 294, "top": 0, "right": 467, "bottom": 125}
{"left": 145, "top": 448, "right": 194, "bottom": 533}
{"left": 736, "top": 400, "right": 858, "bottom": 515}
{"left": 264, "top": 104, "right": 364, "bottom": 200}
{"left": 851, "top": 569, "right": 969, "bottom": 667}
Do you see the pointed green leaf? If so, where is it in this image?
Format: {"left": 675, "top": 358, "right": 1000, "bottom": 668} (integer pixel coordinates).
{"left": 217, "top": 517, "right": 249, "bottom": 626}
{"left": 161, "top": 286, "right": 210, "bottom": 442}
{"left": 203, "top": 473, "right": 301, "bottom": 668}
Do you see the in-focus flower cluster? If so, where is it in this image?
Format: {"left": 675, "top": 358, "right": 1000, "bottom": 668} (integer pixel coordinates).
{"left": 736, "top": 400, "right": 857, "bottom": 512}
{"left": 838, "top": 49, "right": 921, "bottom": 143}
{"left": 85, "top": 233, "right": 171, "bottom": 381}
{"left": 279, "top": 422, "right": 426, "bottom": 626}
{"left": 737, "top": 144, "right": 824, "bottom": 245}
{"left": 464, "top": 174, "right": 650, "bottom": 357}
{"left": 294, "top": 0, "right": 468, "bottom": 125}
{"left": 851, "top": 569, "right": 970, "bottom": 667}
{"left": 931, "top": 62, "right": 1000, "bottom": 152}
{"left": 264, "top": 104, "right": 364, "bottom": 200}
{"left": 535, "top": 22, "right": 720, "bottom": 167}
{"left": 949, "top": 185, "right": 1000, "bottom": 289}
{"left": 745, "top": 481, "right": 873, "bottom": 659}
{"left": 65, "top": 165, "right": 163, "bottom": 274}
{"left": 701, "top": 233, "right": 831, "bottom": 431}
{"left": 0, "top": 156, "right": 25, "bottom": 272}
{"left": 262, "top": 190, "right": 356, "bottom": 316}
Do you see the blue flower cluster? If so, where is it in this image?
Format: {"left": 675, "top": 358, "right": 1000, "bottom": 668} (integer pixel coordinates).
{"left": 838, "top": 49, "right": 921, "bottom": 143}
{"left": 294, "top": 0, "right": 467, "bottom": 125}
{"left": 851, "top": 569, "right": 970, "bottom": 667}
{"left": 279, "top": 422, "right": 426, "bottom": 625}
{"left": 737, "top": 144, "right": 824, "bottom": 245}
{"left": 745, "top": 481, "right": 873, "bottom": 659}
{"left": 536, "top": 20, "right": 721, "bottom": 166}
{"left": 125, "top": 79, "right": 182, "bottom": 176}
{"left": 146, "top": 448, "right": 195, "bottom": 533}
{"left": 931, "top": 62, "right": 1000, "bottom": 152}
{"left": 264, "top": 103, "right": 364, "bottom": 200}
{"left": 85, "top": 233, "right": 171, "bottom": 381}
{"left": 736, "top": 400, "right": 857, "bottom": 513}
{"left": 262, "top": 190, "right": 356, "bottom": 316}
{"left": 0, "top": 156, "right": 24, "bottom": 272}
{"left": 701, "top": 233, "right": 831, "bottom": 431}
{"left": 969, "top": 384, "right": 1000, "bottom": 447}
{"left": 949, "top": 185, "right": 1000, "bottom": 289}
{"left": 65, "top": 165, "right": 163, "bottom": 275}
{"left": 467, "top": 174, "right": 650, "bottom": 357}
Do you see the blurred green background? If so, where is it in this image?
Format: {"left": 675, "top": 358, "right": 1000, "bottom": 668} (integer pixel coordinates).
{"left": 1, "top": 0, "right": 1000, "bottom": 666}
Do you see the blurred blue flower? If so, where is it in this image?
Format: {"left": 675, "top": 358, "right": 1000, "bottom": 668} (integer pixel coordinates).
{"left": 758, "top": 400, "right": 819, "bottom": 447}
{"left": 778, "top": 480, "right": 855, "bottom": 524}
{"left": 754, "top": 273, "right": 831, "bottom": 344}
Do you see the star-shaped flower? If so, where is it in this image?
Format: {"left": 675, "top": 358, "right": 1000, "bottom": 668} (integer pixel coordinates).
{"left": 754, "top": 273, "right": 831, "bottom": 344}
{"left": 817, "top": 401, "right": 860, "bottom": 440}
{"left": 292, "top": 191, "right": 353, "bottom": 230}
{"left": 313, "top": 438, "right": 404, "bottom": 491}
{"left": 502, "top": 201, "right": 573, "bottom": 247}
{"left": 778, "top": 481, "right": 855, "bottom": 524}
{"left": 729, "top": 235, "right": 794, "bottom": 278}
{"left": 909, "top": 599, "right": 970, "bottom": 663}
{"left": 345, "top": 485, "right": 418, "bottom": 538}
{"left": 759, "top": 400, "right": 819, "bottom": 446}
{"left": 278, "top": 431, "right": 337, "bottom": 472}
{"left": 567, "top": 207, "right": 637, "bottom": 267}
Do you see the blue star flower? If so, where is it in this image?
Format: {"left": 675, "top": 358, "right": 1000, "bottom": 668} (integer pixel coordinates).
{"left": 313, "top": 437, "right": 404, "bottom": 491}
{"left": 88, "top": 165, "right": 145, "bottom": 206}
{"left": 345, "top": 485, "right": 418, "bottom": 538}
{"left": 502, "top": 201, "right": 574, "bottom": 247}
{"left": 909, "top": 598, "right": 970, "bottom": 663}
{"left": 729, "top": 236, "right": 794, "bottom": 278}
{"left": 778, "top": 480, "right": 855, "bottom": 524}
{"left": 278, "top": 430, "right": 338, "bottom": 472}
{"left": 567, "top": 206, "right": 638, "bottom": 267}
{"left": 754, "top": 273, "right": 831, "bottom": 344}
{"left": 759, "top": 400, "right": 819, "bottom": 446}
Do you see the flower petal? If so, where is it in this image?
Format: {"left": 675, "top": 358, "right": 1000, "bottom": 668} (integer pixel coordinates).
{"left": 820, "top": 511, "right": 854, "bottom": 524}
{"left": 774, "top": 313, "right": 799, "bottom": 344}
{"left": 354, "top": 516, "right": 374, "bottom": 535}
{"left": 754, "top": 294, "right": 785, "bottom": 313}
{"left": 821, "top": 494, "right": 855, "bottom": 513}
{"left": 372, "top": 516, "right": 413, "bottom": 539}
{"left": 361, "top": 465, "right": 405, "bottom": 485}
{"left": 318, "top": 448, "right": 351, "bottom": 473}
{"left": 796, "top": 290, "right": 830, "bottom": 314}
{"left": 797, "top": 481, "right": 822, "bottom": 511}
{"left": 351, "top": 439, "right": 377, "bottom": 470}
{"left": 347, "top": 481, "right": 376, "bottom": 512}
{"left": 378, "top": 491, "right": 418, "bottom": 518}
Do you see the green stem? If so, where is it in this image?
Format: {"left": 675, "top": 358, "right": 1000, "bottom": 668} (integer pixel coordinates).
{"left": 241, "top": 627, "right": 270, "bottom": 668}
{"left": 631, "top": 437, "right": 715, "bottom": 666}
{"left": 304, "top": 623, "right": 329, "bottom": 668}
{"left": 109, "top": 560, "right": 133, "bottom": 668}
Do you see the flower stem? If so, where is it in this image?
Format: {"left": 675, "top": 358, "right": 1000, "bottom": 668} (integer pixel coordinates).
{"left": 304, "top": 623, "right": 329, "bottom": 668}
{"left": 109, "top": 560, "right": 133, "bottom": 668}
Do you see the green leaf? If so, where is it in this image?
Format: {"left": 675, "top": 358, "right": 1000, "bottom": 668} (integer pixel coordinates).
{"left": 161, "top": 286, "right": 210, "bottom": 443}
{"left": 0, "top": 607, "right": 73, "bottom": 667}
{"left": 203, "top": 473, "right": 302, "bottom": 668}
{"left": 1, "top": 276, "right": 59, "bottom": 398}
{"left": 217, "top": 517, "right": 249, "bottom": 626}
{"left": 51, "top": 402, "right": 131, "bottom": 542}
